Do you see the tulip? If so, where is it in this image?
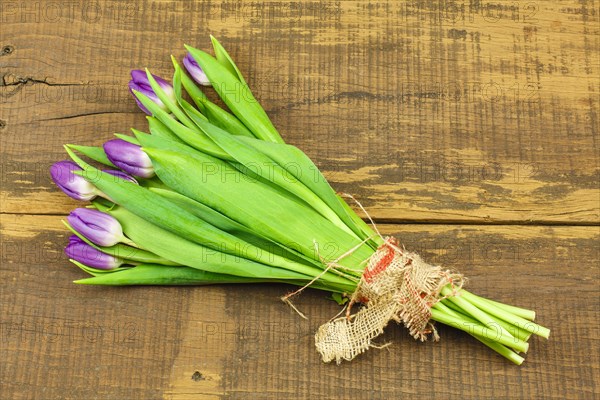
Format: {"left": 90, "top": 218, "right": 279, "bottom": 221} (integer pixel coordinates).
{"left": 103, "top": 139, "right": 155, "bottom": 178}
{"left": 128, "top": 70, "right": 175, "bottom": 115}
{"left": 183, "top": 53, "right": 211, "bottom": 86}
{"left": 50, "top": 161, "right": 98, "bottom": 201}
{"left": 65, "top": 238, "right": 124, "bottom": 270}
{"left": 103, "top": 169, "right": 139, "bottom": 184}
{"left": 69, "top": 235, "right": 84, "bottom": 244}
{"left": 67, "top": 208, "right": 125, "bottom": 247}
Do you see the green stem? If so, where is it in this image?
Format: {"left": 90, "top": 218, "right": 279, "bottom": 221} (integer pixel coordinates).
{"left": 430, "top": 306, "right": 529, "bottom": 353}
{"left": 460, "top": 290, "right": 536, "bottom": 321}
{"left": 475, "top": 336, "right": 525, "bottom": 365}
{"left": 121, "top": 237, "right": 140, "bottom": 248}
{"left": 441, "top": 298, "right": 532, "bottom": 343}
{"left": 441, "top": 287, "right": 520, "bottom": 344}
{"left": 457, "top": 290, "right": 550, "bottom": 339}
{"left": 433, "top": 302, "right": 524, "bottom": 365}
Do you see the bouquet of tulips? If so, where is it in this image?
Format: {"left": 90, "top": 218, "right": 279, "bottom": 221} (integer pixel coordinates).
{"left": 51, "top": 37, "right": 549, "bottom": 364}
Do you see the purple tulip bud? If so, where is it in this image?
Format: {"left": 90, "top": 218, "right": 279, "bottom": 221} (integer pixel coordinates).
{"left": 183, "top": 53, "right": 211, "bottom": 86}
{"left": 67, "top": 208, "right": 124, "bottom": 247}
{"left": 103, "top": 139, "right": 155, "bottom": 178}
{"left": 50, "top": 161, "right": 98, "bottom": 201}
{"left": 65, "top": 241, "right": 123, "bottom": 270}
{"left": 128, "top": 70, "right": 175, "bottom": 115}
{"left": 103, "top": 169, "right": 139, "bottom": 184}
{"left": 69, "top": 235, "right": 84, "bottom": 244}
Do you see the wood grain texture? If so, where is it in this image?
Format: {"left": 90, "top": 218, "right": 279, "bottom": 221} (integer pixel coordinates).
{"left": 1, "top": 0, "right": 598, "bottom": 222}
{"left": 1, "top": 0, "right": 599, "bottom": 399}
{"left": 1, "top": 216, "right": 598, "bottom": 398}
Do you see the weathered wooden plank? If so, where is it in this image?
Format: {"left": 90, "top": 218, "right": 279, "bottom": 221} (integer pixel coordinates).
{"left": 1, "top": 215, "right": 598, "bottom": 398}
{"left": 1, "top": 0, "right": 598, "bottom": 222}
{"left": 1, "top": 0, "right": 598, "bottom": 398}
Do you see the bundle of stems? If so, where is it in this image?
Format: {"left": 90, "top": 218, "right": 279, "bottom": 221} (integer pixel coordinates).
{"left": 52, "top": 37, "right": 549, "bottom": 364}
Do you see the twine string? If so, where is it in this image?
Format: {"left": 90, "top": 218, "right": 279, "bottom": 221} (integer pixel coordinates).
{"left": 315, "top": 236, "right": 465, "bottom": 364}
{"left": 278, "top": 195, "right": 464, "bottom": 363}
{"left": 281, "top": 235, "right": 376, "bottom": 318}
{"left": 339, "top": 192, "right": 384, "bottom": 241}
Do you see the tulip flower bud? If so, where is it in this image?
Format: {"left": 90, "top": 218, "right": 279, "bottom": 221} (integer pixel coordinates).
{"left": 128, "top": 70, "right": 175, "bottom": 115}
{"left": 69, "top": 235, "right": 84, "bottom": 244}
{"left": 103, "top": 169, "right": 139, "bottom": 184}
{"left": 183, "top": 53, "right": 211, "bottom": 86}
{"left": 67, "top": 208, "right": 125, "bottom": 247}
{"left": 50, "top": 161, "right": 98, "bottom": 201}
{"left": 65, "top": 239, "right": 124, "bottom": 270}
{"left": 103, "top": 139, "right": 155, "bottom": 178}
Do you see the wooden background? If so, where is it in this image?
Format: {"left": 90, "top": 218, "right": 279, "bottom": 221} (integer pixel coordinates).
{"left": 1, "top": 0, "right": 598, "bottom": 398}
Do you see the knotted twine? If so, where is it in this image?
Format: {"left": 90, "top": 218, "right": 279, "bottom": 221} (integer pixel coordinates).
{"left": 314, "top": 237, "right": 464, "bottom": 364}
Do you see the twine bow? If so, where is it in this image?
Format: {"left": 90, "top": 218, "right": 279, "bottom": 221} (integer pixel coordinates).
{"left": 314, "top": 237, "right": 464, "bottom": 364}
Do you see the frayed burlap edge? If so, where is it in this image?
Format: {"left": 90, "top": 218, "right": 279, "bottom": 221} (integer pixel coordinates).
{"left": 315, "top": 237, "right": 464, "bottom": 364}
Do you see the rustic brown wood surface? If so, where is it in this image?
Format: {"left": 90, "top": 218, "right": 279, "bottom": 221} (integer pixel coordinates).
{"left": 1, "top": 0, "right": 598, "bottom": 399}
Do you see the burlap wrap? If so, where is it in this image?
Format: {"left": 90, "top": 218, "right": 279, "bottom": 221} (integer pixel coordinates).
{"left": 315, "top": 237, "right": 463, "bottom": 364}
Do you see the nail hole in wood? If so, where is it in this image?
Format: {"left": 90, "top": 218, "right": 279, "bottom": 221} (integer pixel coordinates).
{"left": 1, "top": 46, "right": 14, "bottom": 56}
{"left": 191, "top": 371, "right": 205, "bottom": 381}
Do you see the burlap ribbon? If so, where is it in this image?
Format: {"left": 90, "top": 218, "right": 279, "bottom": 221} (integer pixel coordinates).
{"left": 315, "top": 237, "right": 464, "bottom": 364}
